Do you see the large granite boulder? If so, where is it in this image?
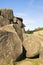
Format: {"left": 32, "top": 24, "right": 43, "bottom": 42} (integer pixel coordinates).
{"left": 0, "top": 8, "right": 13, "bottom": 20}
{"left": 0, "top": 16, "right": 10, "bottom": 27}
{"left": 23, "top": 33, "right": 41, "bottom": 58}
{"left": 0, "top": 24, "right": 22, "bottom": 65}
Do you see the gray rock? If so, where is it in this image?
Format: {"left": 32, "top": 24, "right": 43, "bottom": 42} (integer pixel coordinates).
{"left": 13, "top": 24, "right": 23, "bottom": 42}
{"left": 13, "top": 17, "right": 23, "bottom": 28}
{"left": 0, "top": 8, "right": 13, "bottom": 20}
{"left": 0, "top": 24, "right": 22, "bottom": 64}
{"left": 0, "top": 16, "right": 10, "bottom": 27}
{"left": 23, "top": 33, "right": 41, "bottom": 58}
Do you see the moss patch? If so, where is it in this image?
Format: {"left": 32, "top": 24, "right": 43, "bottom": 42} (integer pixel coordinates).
{"left": 15, "top": 58, "right": 43, "bottom": 65}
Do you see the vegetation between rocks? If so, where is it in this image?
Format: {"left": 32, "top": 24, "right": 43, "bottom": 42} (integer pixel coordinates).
{"left": 25, "top": 27, "right": 43, "bottom": 34}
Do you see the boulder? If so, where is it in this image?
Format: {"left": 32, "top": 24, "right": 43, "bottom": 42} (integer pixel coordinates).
{"left": 0, "top": 8, "right": 13, "bottom": 20}
{"left": 23, "top": 30, "right": 43, "bottom": 58}
{"left": 0, "top": 24, "right": 22, "bottom": 64}
{"left": 23, "top": 33, "right": 41, "bottom": 58}
{"left": 0, "top": 16, "right": 10, "bottom": 27}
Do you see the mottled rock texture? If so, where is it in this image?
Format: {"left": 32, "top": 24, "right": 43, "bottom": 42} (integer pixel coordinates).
{"left": 0, "top": 8, "right": 23, "bottom": 42}
{"left": 0, "top": 24, "right": 22, "bottom": 64}
{"left": 13, "top": 24, "right": 23, "bottom": 42}
{"left": 0, "top": 8, "right": 24, "bottom": 65}
{"left": 39, "top": 47, "right": 43, "bottom": 62}
{"left": 0, "top": 16, "right": 10, "bottom": 27}
{"left": 23, "top": 30, "right": 43, "bottom": 58}
{"left": 0, "top": 8, "right": 13, "bottom": 20}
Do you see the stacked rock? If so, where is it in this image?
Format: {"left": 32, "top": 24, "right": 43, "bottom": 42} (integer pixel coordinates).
{"left": 0, "top": 8, "right": 23, "bottom": 65}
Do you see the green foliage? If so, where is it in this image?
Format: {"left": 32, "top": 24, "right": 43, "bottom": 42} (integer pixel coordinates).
{"left": 15, "top": 58, "right": 40, "bottom": 65}
{"left": 25, "top": 27, "right": 43, "bottom": 34}
{"left": 33, "top": 27, "right": 43, "bottom": 32}
{"left": 25, "top": 29, "right": 33, "bottom": 34}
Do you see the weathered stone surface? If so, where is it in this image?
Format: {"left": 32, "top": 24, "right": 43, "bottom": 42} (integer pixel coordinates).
{"left": 13, "top": 17, "right": 25, "bottom": 33}
{"left": 13, "top": 17, "right": 17, "bottom": 23}
{"left": 39, "top": 47, "right": 43, "bottom": 62}
{"left": 23, "top": 30, "right": 43, "bottom": 58}
{"left": 13, "top": 17, "right": 23, "bottom": 28}
{"left": 33, "top": 30, "right": 43, "bottom": 47}
{"left": 13, "top": 24, "right": 23, "bottom": 42}
{"left": 23, "top": 33, "right": 41, "bottom": 58}
{"left": 0, "top": 8, "right": 13, "bottom": 20}
{"left": 0, "top": 16, "right": 10, "bottom": 27}
{"left": 0, "top": 24, "right": 22, "bottom": 64}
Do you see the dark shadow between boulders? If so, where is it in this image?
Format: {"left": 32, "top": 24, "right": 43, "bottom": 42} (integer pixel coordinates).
{"left": 0, "top": 11, "right": 1, "bottom": 15}
{"left": 16, "top": 46, "right": 26, "bottom": 61}
{"left": 28, "top": 54, "right": 39, "bottom": 59}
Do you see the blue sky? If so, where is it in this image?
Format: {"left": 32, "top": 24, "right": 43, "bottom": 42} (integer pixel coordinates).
{"left": 0, "top": 0, "right": 43, "bottom": 30}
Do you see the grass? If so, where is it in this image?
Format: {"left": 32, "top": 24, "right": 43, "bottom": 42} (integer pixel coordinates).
{"left": 15, "top": 58, "right": 43, "bottom": 65}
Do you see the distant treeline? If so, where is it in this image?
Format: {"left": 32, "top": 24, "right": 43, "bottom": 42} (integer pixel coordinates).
{"left": 25, "top": 27, "right": 43, "bottom": 34}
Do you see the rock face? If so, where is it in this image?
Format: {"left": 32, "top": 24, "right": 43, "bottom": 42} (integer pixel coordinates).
{"left": 0, "top": 8, "right": 43, "bottom": 64}
{"left": 0, "top": 8, "right": 13, "bottom": 27}
{"left": 23, "top": 30, "right": 43, "bottom": 58}
{"left": 13, "top": 17, "right": 23, "bottom": 41}
{"left": 0, "top": 8, "right": 24, "bottom": 65}
{"left": 0, "top": 16, "right": 10, "bottom": 27}
{"left": 13, "top": 17, "right": 23, "bottom": 28}
{"left": 0, "top": 24, "right": 22, "bottom": 64}
{"left": 0, "top": 8, "right": 23, "bottom": 42}
{"left": 0, "top": 8, "right": 13, "bottom": 20}
{"left": 13, "top": 24, "right": 23, "bottom": 42}
{"left": 33, "top": 30, "right": 43, "bottom": 47}
{"left": 23, "top": 33, "right": 41, "bottom": 58}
